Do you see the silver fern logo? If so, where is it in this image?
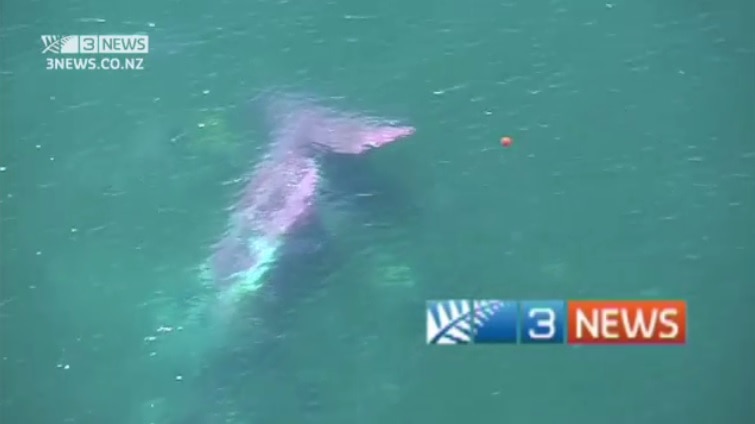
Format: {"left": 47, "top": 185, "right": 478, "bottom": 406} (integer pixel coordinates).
{"left": 426, "top": 299, "right": 516, "bottom": 345}
{"left": 426, "top": 300, "right": 474, "bottom": 344}
{"left": 41, "top": 35, "right": 79, "bottom": 54}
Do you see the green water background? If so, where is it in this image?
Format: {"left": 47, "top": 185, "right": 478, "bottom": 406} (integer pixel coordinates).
{"left": 1, "top": 0, "right": 754, "bottom": 423}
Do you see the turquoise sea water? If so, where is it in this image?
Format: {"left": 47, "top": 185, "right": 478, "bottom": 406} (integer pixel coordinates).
{"left": 1, "top": 1, "right": 754, "bottom": 423}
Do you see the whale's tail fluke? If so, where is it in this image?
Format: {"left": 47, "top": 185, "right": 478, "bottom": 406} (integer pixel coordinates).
{"left": 259, "top": 91, "right": 415, "bottom": 155}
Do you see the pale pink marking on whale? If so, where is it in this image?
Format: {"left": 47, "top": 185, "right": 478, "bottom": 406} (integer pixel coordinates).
{"left": 211, "top": 154, "right": 319, "bottom": 286}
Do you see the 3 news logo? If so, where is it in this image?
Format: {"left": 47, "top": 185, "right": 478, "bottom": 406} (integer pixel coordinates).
{"left": 41, "top": 35, "right": 148, "bottom": 71}
{"left": 426, "top": 300, "right": 687, "bottom": 345}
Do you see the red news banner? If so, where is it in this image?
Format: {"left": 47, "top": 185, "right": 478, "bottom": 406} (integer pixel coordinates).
{"left": 567, "top": 300, "right": 687, "bottom": 344}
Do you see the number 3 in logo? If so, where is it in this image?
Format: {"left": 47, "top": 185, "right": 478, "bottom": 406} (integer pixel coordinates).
{"left": 528, "top": 307, "right": 556, "bottom": 340}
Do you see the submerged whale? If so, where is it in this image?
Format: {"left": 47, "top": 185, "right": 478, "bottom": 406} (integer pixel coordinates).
{"left": 140, "top": 94, "right": 415, "bottom": 424}
{"left": 205, "top": 94, "right": 415, "bottom": 316}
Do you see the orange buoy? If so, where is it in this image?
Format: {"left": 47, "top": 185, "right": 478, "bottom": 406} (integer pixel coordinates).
{"left": 501, "top": 136, "right": 513, "bottom": 147}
